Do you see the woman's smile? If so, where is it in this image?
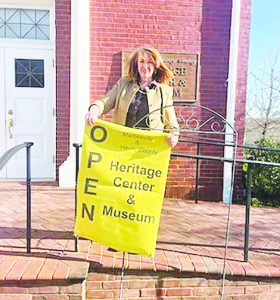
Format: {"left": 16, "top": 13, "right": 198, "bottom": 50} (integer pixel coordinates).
{"left": 138, "top": 56, "right": 155, "bottom": 84}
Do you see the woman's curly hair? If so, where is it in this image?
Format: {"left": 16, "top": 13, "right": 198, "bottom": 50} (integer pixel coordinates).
{"left": 126, "top": 47, "right": 174, "bottom": 84}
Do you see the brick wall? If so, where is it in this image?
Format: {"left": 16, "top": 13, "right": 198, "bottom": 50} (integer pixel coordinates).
{"left": 89, "top": 0, "right": 251, "bottom": 201}
{"left": 87, "top": 272, "right": 280, "bottom": 299}
{"left": 55, "top": 0, "right": 71, "bottom": 180}
{"left": 0, "top": 280, "right": 84, "bottom": 299}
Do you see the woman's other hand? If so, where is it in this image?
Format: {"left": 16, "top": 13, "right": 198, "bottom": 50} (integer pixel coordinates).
{"left": 85, "top": 105, "right": 100, "bottom": 126}
{"left": 167, "top": 134, "right": 179, "bottom": 147}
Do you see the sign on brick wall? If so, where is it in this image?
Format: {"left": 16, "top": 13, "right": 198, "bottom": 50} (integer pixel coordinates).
{"left": 122, "top": 51, "right": 199, "bottom": 102}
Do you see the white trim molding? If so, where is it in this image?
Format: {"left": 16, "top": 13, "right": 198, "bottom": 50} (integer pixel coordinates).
{"left": 0, "top": 1, "right": 55, "bottom": 45}
{"left": 223, "top": 0, "right": 241, "bottom": 203}
{"left": 59, "top": 0, "right": 90, "bottom": 187}
{"left": 0, "top": 0, "right": 53, "bottom": 6}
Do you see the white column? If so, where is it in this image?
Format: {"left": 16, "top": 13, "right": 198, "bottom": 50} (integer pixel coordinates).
{"left": 223, "top": 0, "right": 241, "bottom": 203}
{"left": 59, "top": 0, "right": 90, "bottom": 187}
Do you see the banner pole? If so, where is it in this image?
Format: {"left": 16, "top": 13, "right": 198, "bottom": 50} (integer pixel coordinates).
{"left": 118, "top": 252, "right": 125, "bottom": 300}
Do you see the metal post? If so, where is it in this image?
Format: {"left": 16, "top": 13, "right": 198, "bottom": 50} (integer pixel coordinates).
{"left": 73, "top": 143, "right": 82, "bottom": 252}
{"left": 195, "top": 143, "right": 200, "bottom": 203}
{"left": 26, "top": 142, "right": 33, "bottom": 254}
{"left": 244, "top": 163, "right": 253, "bottom": 262}
{"left": 118, "top": 252, "right": 125, "bottom": 300}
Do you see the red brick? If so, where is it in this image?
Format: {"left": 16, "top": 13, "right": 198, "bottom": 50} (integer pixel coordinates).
{"left": 33, "top": 296, "right": 69, "bottom": 300}
{"left": 86, "top": 281, "right": 102, "bottom": 290}
{"left": 159, "top": 279, "right": 181, "bottom": 288}
{"left": 52, "top": 261, "right": 70, "bottom": 280}
{"left": 189, "top": 255, "right": 207, "bottom": 273}
{"left": 87, "top": 273, "right": 116, "bottom": 281}
{"left": 251, "top": 294, "right": 280, "bottom": 300}
{"left": 102, "top": 280, "right": 126, "bottom": 289}
{"left": 0, "top": 286, "right": 29, "bottom": 294}
{"left": 5, "top": 260, "right": 30, "bottom": 280}
{"left": 140, "top": 288, "right": 166, "bottom": 297}
{"left": 119, "top": 288, "right": 140, "bottom": 298}
{"left": 87, "top": 289, "right": 116, "bottom": 299}
{"left": 0, "top": 296, "right": 32, "bottom": 300}
{"left": 27, "top": 285, "right": 60, "bottom": 294}
{"left": 193, "top": 286, "right": 220, "bottom": 296}
{"left": 165, "top": 287, "right": 192, "bottom": 296}
{"left": 270, "top": 284, "right": 280, "bottom": 292}
{"left": 177, "top": 254, "right": 195, "bottom": 272}
{"left": 224, "top": 284, "right": 247, "bottom": 296}
{"left": 232, "top": 296, "right": 256, "bottom": 300}
{"left": 0, "top": 258, "right": 17, "bottom": 280}
{"left": 154, "top": 250, "right": 168, "bottom": 271}
{"left": 227, "top": 261, "right": 246, "bottom": 276}
{"left": 129, "top": 280, "right": 156, "bottom": 289}
{"left": 245, "top": 285, "right": 270, "bottom": 294}
{"left": 60, "top": 283, "right": 83, "bottom": 294}
{"left": 37, "top": 259, "right": 59, "bottom": 280}
{"left": 181, "top": 278, "right": 208, "bottom": 287}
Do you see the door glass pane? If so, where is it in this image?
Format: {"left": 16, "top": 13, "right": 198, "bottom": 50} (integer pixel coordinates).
{"left": 23, "top": 9, "right": 36, "bottom": 22}
{"left": 16, "top": 74, "right": 29, "bottom": 87}
{"left": 30, "top": 60, "right": 44, "bottom": 73}
{"left": 21, "top": 24, "right": 34, "bottom": 38}
{"left": 15, "top": 59, "right": 29, "bottom": 72}
{"left": 6, "top": 25, "right": 19, "bottom": 38}
{"left": 36, "top": 26, "right": 49, "bottom": 40}
{"left": 37, "top": 11, "right": 49, "bottom": 25}
{"left": 15, "top": 59, "right": 44, "bottom": 88}
{"left": 5, "top": 9, "right": 17, "bottom": 21}
{"left": 0, "top": 9, "right": 5, "bottom": 21}
{"left": 6, "top": 24, "right": 21, "bottom": 38}
{"left": 23, "top": 26, "right": 36, "bottom": 39}
{"left": 0, "top": 25, "right": 5, "bottom": 37}
{"left": 0, "top": 8, "right": 50, "bottom": 40}
{"left": 7, "top": 9, "right": 20, "bottom": 23}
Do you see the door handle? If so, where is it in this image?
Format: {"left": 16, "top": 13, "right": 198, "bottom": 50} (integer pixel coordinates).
{"left": 8, "top": 119, "right": 13, "bottom": 138}
{"left": 8, "top": 119, "right": 13, "bottom": 127}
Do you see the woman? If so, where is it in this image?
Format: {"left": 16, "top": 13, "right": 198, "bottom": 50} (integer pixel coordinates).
{"left": 85, "top": 47, "right": 179, "bottom": 147}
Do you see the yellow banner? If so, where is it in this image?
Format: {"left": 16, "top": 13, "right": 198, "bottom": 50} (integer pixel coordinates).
{"left": 74, "top": 120, "right": 171, "bottom": 257}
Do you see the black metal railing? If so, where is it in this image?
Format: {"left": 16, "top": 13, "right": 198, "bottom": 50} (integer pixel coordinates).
{"left": 0, "top": 142, "right": 34, "bottom": 253}
{"left": 172, "top": 149, "right": 280, "bottom": 262}
{"left": 73, "top": 143, "right": 82, "bottom": 252}
{"left": 174, "top": 138, "right": 280, "bottom": 262}
{"left": 179, "top": 138, "right": 280, "bottom": 202}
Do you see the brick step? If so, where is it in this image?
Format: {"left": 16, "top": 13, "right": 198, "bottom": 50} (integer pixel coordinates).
{"left": 0, "top": 279, "right": 85, "bottom": 299}
{"left": 87, "top": 296, "right": 280, "bottom": 300}
{"left": 0, "top": 295, "right": 32, "bottom": 300}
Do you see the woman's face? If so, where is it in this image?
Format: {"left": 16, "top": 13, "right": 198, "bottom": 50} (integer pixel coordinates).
{"left": 137, "top": 54, "right": 155, "bottom": 83}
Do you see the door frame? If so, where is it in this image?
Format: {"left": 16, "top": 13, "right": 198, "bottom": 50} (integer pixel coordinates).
{"left": 0, "top": 2, "right": 56, "bottom": 180}
{"left": 0, "top": 45, "right": 56, "bottom": 180}
{"left": 5, "top": 47, "right": 56, "bottom": 180}
{"left": 0, "top": 48, "right": 6, "bottom": 178}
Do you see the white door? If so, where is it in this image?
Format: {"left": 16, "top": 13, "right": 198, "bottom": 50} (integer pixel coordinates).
{"left": 1, "top": 47, "right": 55, "bottom": 179}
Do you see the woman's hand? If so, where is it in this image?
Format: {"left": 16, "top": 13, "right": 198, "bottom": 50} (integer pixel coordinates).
{"left": 85, "top": 105, "right": 100, "bottom": 126}
{"left": 167, "top": 134, "right": 179, "bottom": 147}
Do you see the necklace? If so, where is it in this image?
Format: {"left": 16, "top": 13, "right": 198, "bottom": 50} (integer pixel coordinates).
{"left": 138, "top": 88, "right": 147, "bottom": 94}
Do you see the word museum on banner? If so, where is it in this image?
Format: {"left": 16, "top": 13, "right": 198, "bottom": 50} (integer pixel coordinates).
{"left": 74, "top": 119, "right": 171, "bottom": 256}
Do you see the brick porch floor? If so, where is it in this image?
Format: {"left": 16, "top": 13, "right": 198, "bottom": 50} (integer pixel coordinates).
{"left": 0, "top": 182, "right": 279, "bottom": 299}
